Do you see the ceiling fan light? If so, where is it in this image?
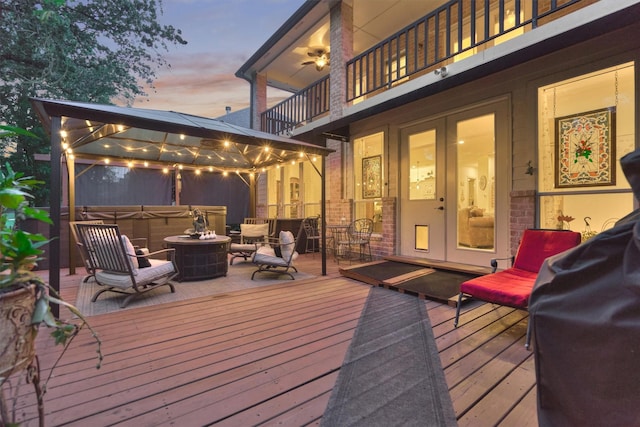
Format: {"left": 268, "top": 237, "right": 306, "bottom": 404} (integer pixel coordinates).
{"left": 315, "top": 55, "right": 328, "bottom": 70}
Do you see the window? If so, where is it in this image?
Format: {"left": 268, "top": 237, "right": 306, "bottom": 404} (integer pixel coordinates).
{"left": 354, "top": 132, "right": 384, "bottom": 232}
{"left": 266, "top": 158, "right": 321, "bottom": 218}
{"left": 537, "top": 62, "right": 635, "bottom": 236}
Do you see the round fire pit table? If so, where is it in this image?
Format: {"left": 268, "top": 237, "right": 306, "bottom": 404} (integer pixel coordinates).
{"left": 164, "top": 235, "right": 231, "bottom": 281}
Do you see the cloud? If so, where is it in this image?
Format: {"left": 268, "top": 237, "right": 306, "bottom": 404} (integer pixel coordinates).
{"left": 130, "top": 0, "right": 304, "bottom": 119}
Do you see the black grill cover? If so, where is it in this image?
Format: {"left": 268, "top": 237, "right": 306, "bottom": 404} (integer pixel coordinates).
{"left": 529, "top": 148, "right": 640, "bottom": 426}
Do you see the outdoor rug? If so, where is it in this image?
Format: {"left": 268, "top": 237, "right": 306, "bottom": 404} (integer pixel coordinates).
{"left": 340, "top": 260, "right": 480, "bottom": 303}
{"left": 75, "top": 262, "right": 315, "bottom": 317}
{"left": 321, "top": 286, "right": 457, "bottom": 427}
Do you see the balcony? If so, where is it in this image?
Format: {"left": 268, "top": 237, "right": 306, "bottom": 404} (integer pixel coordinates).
{"left": 261, "top": 75, "right": 329, "bottom": 136}
{"left": 260, "top": 0, "right": 596, "bottom": 136}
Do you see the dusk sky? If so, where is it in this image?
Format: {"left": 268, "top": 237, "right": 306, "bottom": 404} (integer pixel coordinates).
{"left": 131, "top": 0, "right": 305, "bottom": 119}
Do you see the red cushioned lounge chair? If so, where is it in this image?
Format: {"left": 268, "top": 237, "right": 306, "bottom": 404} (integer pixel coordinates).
{"left": 453, "top": 229, "right": 582, "bottom": 342}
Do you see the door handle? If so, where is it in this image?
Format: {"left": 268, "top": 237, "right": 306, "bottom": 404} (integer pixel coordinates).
{"left": 435, "top": 206, "right": 444, "bottom": 210}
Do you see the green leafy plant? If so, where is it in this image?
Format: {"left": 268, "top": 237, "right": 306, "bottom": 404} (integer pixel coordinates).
{"left": 0, "top": 125, "right": 102, "bottom": 423}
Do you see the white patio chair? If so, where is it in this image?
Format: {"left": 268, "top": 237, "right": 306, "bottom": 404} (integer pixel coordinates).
{"left": 75, "top": 223, "right": 178, "bottom": 308}
{"left": 251, "top": 223, "right": 304, "bottom": 280}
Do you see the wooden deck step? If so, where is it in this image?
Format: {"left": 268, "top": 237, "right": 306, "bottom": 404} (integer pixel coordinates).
{"left": 384, "top": 255, "right": 494, "bottom": 275}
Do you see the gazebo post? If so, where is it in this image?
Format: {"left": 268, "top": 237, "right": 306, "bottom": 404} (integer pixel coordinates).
{"left": 321, "top": 154, "right": 327, "bottom": 276}
{"left": 49, "top": 115, "right": 62, "bottom": 318}
{"left": 249, "top": 173, "right": 256, "bottom": 217}
{"left": 68, "top": 155, "right": 76, "bottom": 275}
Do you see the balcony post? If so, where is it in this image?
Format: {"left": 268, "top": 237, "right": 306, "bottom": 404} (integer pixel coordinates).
{"left": 329, "top": 1, "right": 353, "bottom": 121}
{"left": 250, "top": 72, "right": 267, "bottom": 130}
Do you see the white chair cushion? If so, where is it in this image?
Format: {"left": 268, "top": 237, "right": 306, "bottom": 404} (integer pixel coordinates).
{"left": 95, "top": 259, "right": 175, "bottom": 289}
{"left": 280, "top": 230, "right": 296, "bottom": 261}
{"left": 230, "top": 243, "right": 259, "bottom": 252}
{"left": 240, "top": 223, "right": 269, "bottom": 239}
{"left": 121, "top": 235, "right": 139, "bottom": 270}
{"left": 256, "top": 245, "right": 276, "bottom": 257}
{"left": 252, "top": 253, "right": 289, "bottom": 267}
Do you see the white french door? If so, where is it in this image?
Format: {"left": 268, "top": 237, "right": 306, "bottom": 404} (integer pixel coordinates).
{"left": 400, "top": 100, "right": 509, "bottom": 266}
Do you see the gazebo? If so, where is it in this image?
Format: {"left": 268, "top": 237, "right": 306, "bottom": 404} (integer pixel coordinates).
{"left": 30, "top": 98, "right": 335, "bottom": 304}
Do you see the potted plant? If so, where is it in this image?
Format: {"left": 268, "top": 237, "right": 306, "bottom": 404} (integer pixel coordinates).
{"left": 0, "top": 125, "right": 102, "bottom": 425}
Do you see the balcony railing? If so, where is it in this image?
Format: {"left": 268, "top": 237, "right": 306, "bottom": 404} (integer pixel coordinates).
{"left": 262, "top": 0, "right": 593, "bottom": 135}
{"left": 261, "top": 76, "right": 330, "bottom": 136}
{"left": 347, "top": 0, "right": 590, "bottom": 101}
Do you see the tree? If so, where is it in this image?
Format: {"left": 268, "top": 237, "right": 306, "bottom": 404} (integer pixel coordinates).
{"left": 0, "top": 0, "right": 187, "bottom": 205}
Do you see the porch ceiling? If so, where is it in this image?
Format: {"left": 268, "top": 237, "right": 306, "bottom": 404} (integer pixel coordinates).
{"left": 236, "top": 0, "right": 443, "bottom": 92}
{"left": 31, "top": 98, "right": 333, "bottom": 172}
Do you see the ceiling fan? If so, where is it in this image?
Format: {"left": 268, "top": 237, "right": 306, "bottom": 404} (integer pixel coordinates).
{"left": 302, "top": 48, "right": 330, "bottom": 71}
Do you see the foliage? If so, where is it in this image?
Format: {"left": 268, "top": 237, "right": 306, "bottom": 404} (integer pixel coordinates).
{"left": 0, "top": 126, "right": 102, "bottom": 423}
{"left": 0, "top": 0, "right": 187, "bottom": 205}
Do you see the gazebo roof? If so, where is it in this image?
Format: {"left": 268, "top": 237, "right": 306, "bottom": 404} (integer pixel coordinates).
{"left": 31, "top": 98, "right": 333, "bottom": 172}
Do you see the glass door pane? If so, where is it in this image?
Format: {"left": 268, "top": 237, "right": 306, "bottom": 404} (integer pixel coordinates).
{"left": 456, "top": 114, "right": 495, "bottom": 250}
{"left": 409, "top": 130, "right": 436, "bottom": 200}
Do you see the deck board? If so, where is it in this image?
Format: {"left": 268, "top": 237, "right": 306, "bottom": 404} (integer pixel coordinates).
{"left": 11, "top": 254, "right": 538, "bottom": 426}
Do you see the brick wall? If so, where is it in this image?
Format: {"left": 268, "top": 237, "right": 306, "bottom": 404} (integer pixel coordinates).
{"left": 369, "top": 196, "right": 396, "bottom": 259}
{"left": 509, "top": 190, "right": 536, "bottom": 254}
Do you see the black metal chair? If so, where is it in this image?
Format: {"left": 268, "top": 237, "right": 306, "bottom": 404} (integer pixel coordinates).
{"left": 302, "top": 216, "right": 321, "bottom": 257}
{"left": 337, "top": 218, "right": 374, "bottom": 263}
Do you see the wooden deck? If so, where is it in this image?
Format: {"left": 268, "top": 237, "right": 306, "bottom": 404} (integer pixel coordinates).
{"left": 11, "top": 254, "right": 537, "bottom": 426}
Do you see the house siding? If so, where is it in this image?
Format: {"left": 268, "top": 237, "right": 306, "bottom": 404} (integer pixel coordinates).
{"left": 327, "top": 20, "right": 639, "bottom": 260}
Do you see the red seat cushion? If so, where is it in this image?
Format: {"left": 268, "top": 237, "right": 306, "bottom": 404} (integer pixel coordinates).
{"left": 513, "top": 229, "right": 582, "bottom": 273}
{"left": 460, "top": 268, "right": 538, "bottom": 309}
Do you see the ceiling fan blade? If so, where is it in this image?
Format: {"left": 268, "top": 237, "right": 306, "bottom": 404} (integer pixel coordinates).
{"left": 301, "top": 61, "right": 315, "bottom": 65}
